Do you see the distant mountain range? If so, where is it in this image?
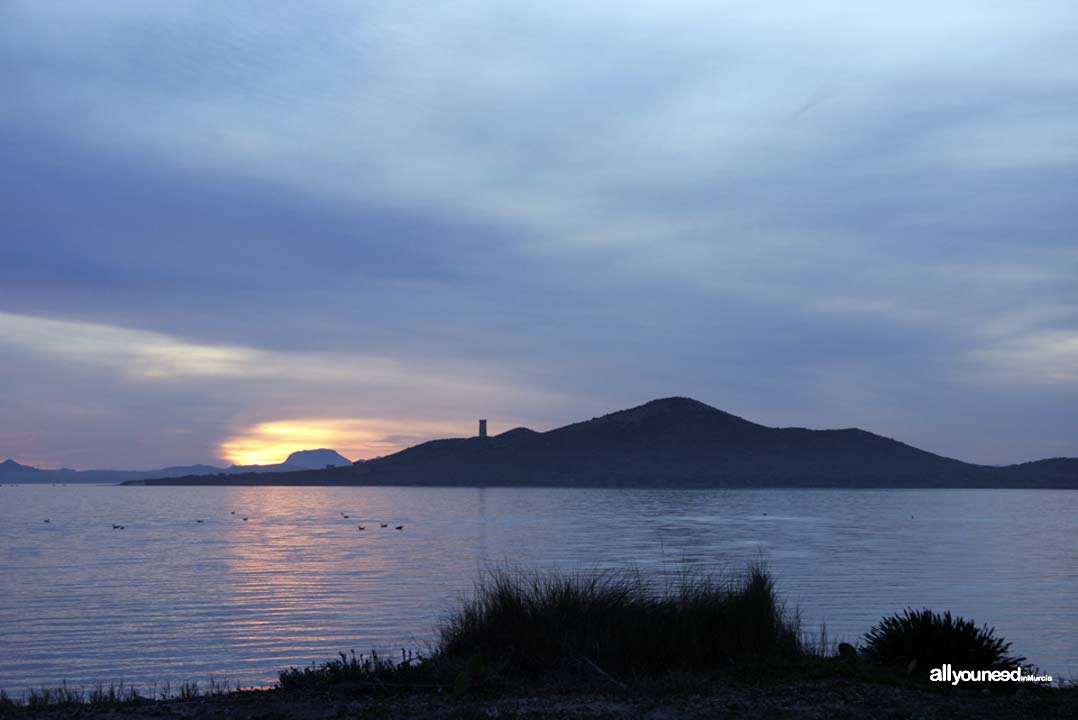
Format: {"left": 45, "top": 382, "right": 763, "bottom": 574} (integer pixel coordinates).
{"left": 0, "top": 448, "right": 352, "bottom": 484}
{"left": 123, "top": 398, "right": 1078, "bottom": 488}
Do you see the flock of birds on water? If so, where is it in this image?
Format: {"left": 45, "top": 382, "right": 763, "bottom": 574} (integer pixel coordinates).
{"left": 339, "top": 512, "right": 403, "bottom": 531}
{"left": 41, "top": 512, "right": 919, "bottom": 530}
{"left": 29, "top": 505, "right": 914, "bottom": 529}
{"left": 39, "top": 511, "right": 405, "bottom": 532}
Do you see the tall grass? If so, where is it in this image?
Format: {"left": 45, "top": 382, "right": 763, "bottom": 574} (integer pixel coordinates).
{"left": 279, "top": 650, "right": 426, "bottom": 691}
{"left": 277, "top": 565, "right": 803, "bottom": 692}
{"left": 437, "top": 564, "right": 802, "bottom": 678}
{"left": 0, "top": 677, "right": 240, "bottom": 710}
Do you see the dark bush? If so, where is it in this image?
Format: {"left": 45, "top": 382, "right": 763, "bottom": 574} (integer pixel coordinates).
{"left": 437, "top": 565, "right": 802, "bottom": 678}
{"left": 862, "top": 608, "right": 1025, "bottom": 677}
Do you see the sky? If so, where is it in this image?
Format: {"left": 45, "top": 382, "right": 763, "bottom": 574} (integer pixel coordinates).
{"left": 2, "top": 1, "right": 1076, "bottom": 469}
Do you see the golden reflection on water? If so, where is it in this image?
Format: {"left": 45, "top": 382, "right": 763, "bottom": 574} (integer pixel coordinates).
{"left": 217, "top": 488, "right": 406, "bottom": 644}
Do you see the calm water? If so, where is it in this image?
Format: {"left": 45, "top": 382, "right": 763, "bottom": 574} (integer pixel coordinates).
{"left": 1, "top": 485, "right": 1076, "bottom": 692}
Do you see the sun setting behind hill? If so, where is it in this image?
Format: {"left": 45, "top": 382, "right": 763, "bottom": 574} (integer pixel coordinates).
{"left": 216, "top": 417, "right": 469, "bottom": 466}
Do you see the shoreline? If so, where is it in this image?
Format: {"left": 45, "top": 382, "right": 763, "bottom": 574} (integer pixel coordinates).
{"left": 4, "top": 567, "right": 1075, "bottom": 719}
{"left": 3, "top": 667, "right": 1075, "bottom": 720}
{"left": 123, "top": 478, "right": 1078, "bottom": 489}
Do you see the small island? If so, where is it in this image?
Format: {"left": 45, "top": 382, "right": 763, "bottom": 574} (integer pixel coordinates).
{"left": 125, "top": 398, "right": 1078, "bottom": 489}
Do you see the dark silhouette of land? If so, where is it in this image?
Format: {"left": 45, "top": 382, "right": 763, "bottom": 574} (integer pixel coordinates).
{"left": 1, "top": 449, "right": 352, "bottom": 484}
{"left": 123, "top": 397, "right": 1078, "bottom": 488}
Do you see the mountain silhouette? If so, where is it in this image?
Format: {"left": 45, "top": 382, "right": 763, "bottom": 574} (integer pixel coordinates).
{"left": 0, "top": 459, "right": 229, "bottom": 484}
{"left": 124, "top": 397, "right": 1078, "bottom": 488}
{"left": 1, "top": 450, "right": 349, "bottom": 484}
{"left": 284, "top": 448, "right": 353, "bottom": 469}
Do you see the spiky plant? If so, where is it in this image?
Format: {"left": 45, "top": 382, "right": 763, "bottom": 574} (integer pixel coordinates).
{"left": 862, "top": 608, "right": 1025, "bottom": 677}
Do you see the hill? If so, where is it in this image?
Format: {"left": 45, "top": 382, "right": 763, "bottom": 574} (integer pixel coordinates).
{"left": 284, "top": 448, "right": 353, "bottom": 469}
{"left": 0, "top": 449, "right": 348, "bottom": 484}
{"left": 126, "top": 398, "right": 1078, "bottom": 488}
{"left": 0, "top": 459, "right": 229, "bottom": 484}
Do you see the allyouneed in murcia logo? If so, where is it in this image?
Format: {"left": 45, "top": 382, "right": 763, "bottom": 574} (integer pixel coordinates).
{"left": 930, "top": 665, "right": 1052, "bottom": 685}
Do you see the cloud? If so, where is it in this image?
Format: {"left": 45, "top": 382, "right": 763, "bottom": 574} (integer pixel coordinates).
{"left": 968, "top": 331, "right": 1078, "bottom": 386}
{"left": 0, "top": 311, "right": 565, "bottom": 467}
{"left": 0, "top": 311, "right": 269, "bottom": 380}
{"left": 0, "top": 310, "right": 565, "bottom": 407}
{"left": 1, "top": 1, "right": 1077, "bottom": 466}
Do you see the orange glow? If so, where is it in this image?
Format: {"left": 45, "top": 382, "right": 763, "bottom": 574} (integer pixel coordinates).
{"left": 218, "top": 418, "right": 466, "bottom": 466}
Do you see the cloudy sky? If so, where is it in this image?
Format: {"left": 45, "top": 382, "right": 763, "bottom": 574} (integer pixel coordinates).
{"left": 2, "top": 1, "right": 1076, "bottom": 469}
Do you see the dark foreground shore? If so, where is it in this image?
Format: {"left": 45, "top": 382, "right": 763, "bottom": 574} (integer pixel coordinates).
{"left": 5, "top": 677, "right": 1078, "bottom": 720}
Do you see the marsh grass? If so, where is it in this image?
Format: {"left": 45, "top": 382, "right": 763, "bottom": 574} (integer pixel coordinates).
{"left": 0, "top": 676, "right": 242, "bottom": 711}
{"left": 438, "top": 564, "right": 802, "bottom": 679}
{"left": 277, "top": 565, "right": 804, "bottom": 694}
{"left": 26, "top": 683, "right": 88, "bottom": 707}
{"left": 279, "top": 650, "right": 428, "bottom": 692}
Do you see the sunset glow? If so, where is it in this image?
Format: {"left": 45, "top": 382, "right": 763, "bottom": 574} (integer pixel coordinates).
{"left": 218, "top": 418, "right": 468, "bottom": 466}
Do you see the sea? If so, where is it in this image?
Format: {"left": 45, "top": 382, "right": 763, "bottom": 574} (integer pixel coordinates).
{"left": 1, "top": 485, "right": 1075, "bottom": 693}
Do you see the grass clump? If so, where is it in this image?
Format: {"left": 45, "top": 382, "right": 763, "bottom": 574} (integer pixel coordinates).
{"left": 25, "top": 684, "right": 86, "bottom": 707}
{"left": 276, "top": 565, "right": 802, "bottom": 693}
{"left": 862, "top": 608, "right": 1026, "bottom": 679}
{"left": 279, "top": 650, "right": 426, "bottom": 692}
{"left": 0, "top": 678, "right": 244, "bottom": 712}
{"left": 437, "top": 564, "right": 802, "bottom": 680}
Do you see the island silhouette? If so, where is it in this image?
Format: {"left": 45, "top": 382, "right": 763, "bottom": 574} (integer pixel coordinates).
{"left": 120, "top": 397, "right": 1078, "bottom": 488}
